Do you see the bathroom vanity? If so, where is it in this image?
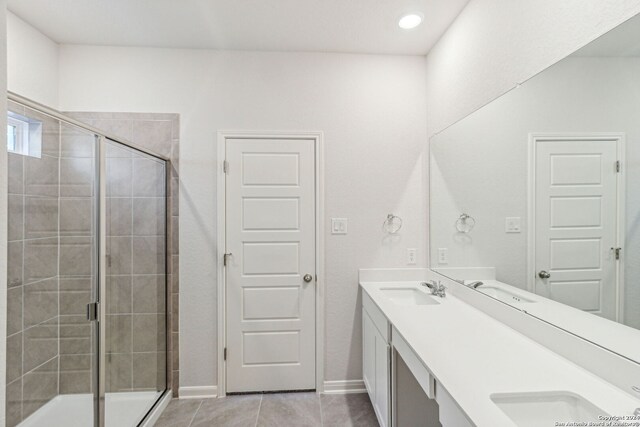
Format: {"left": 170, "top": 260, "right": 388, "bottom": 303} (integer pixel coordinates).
{"left": 360, "top": 269, "right": 640, "bottom": 427}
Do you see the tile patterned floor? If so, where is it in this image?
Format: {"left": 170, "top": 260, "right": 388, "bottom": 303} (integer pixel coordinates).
{"left": 154, "top": 392, "right": 380, "bottom": 427}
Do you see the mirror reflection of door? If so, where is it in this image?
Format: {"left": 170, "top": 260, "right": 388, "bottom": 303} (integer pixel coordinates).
{"left": 532, "top": 134, "right": 623, "bottom": 321}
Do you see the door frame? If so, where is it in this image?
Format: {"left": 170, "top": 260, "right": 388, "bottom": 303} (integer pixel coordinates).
{"left": 527, "top": 132, "right": 626, "bottom": 321}
{"left": 216, "top": 130, "right": 325, "bottom": 397}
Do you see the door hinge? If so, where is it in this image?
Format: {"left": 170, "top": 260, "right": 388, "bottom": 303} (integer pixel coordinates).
{"left": 224, "top": 347, "right": 227, "bottom": 361}
{"left": 612, "top": 247, "right": 622, "bottom": 260}
{"left": 616, "top": 160, "right": 621, "bottom": 173}
{"left": 86, "top": 302, "right": 99, "bottom": 322}
{"left": 223, "top": 160, "right": 229, "bottom": 174}
{"left": 223, "top": 253, "right": 232, "bottom": 266}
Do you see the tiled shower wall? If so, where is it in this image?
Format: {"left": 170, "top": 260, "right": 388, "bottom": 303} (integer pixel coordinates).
{"left": 67, "top": 112, "right": 180, "bottom": 397}
{"left": 104, "top": 141, "right": 167, "bottom": 392}
{"left": 5, "top": 101, "right": 99, "bottom": 426}
{"left": 5, "top": 106, "right": 180, "bottom": 426}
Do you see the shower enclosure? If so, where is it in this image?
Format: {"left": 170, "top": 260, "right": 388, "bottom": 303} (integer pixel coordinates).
{"left": 5, "top": 95, "right": 169, "bottom": 427}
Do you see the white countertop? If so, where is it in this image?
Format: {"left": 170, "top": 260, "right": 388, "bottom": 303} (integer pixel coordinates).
{"left": 360, "top": 279, "right": 640, "bottom": 427}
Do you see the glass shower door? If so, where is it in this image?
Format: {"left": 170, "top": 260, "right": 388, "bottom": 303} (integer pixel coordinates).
{"left": 6, "top": 98, "right": 168, "bottom": 427}
{"left": 103, "top": 139, "right": 167, "bottom": 427}
{"left": 5, "top": 103, "right": 99, "bottom": 427}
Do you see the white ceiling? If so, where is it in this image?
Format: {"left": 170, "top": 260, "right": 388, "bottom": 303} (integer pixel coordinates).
{"left": 7, "top": 0, "right": 469, "bottom": 55}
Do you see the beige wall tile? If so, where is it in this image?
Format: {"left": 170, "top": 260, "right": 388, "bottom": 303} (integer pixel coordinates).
{"left": 23, "top": 238, "right": 58, "bottom": 284}
{"left": 132, "top": 275, "right": 165, "bottom": 314}
{"left": 24, "top": 197, "right": 58, "bottom": 239}
{"left": 59, "top": 157, "right": 95, "bottom": 197}
{"left": 24, "top": 155, "right": 59, "bottom": 197}
{"left": 7, "top": 287, "right": 23, "bottom": 336}
{"left": 59, "top": 237, "right": 93, "bottom": 276}
{"left": 107, "top": 275, "right": 132, "bottom": 314}
{"left": 132, "top": 236, "right": 165, "bottom": 274}
{"left": 106, "top": 198, "right": 132, "bottom": 236}
{"left": 23, "top": 318, "right": 58, "bottom": 373}
{"left": 106, "top": 237, "right": 132, "bottom": 275}
{"left": 22, "top": 358, "right": 58, "bottom": 419}
{"left": 7, "top": 241, "right": 23, "bottom": 288}
{"left": 59, "top": 198, "right": 93, "bottom": 236}
{"left": 6, "top": 333, "right": 23, "bottom": 384}
{"left": 8, "top": 153, "right": 24, "bottom": 195}
{"left": 8, "top": 195, "right": 24, "bottom": 241}
{"left": 23, "top": 278, "right": 58, "bottom": 327}
{"left": 6, "top": 378, "right": 23, "bottom": 427}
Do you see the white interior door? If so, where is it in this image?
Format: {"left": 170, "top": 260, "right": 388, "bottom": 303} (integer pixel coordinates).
{"left": 225, "top": 137, "right": 316, "bottom": 393}
{"left": 534, "top": 136, "right": 620, "bottom": 320}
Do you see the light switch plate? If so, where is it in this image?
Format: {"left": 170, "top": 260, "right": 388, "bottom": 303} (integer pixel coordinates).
{"left": 505, "top": 217, "right": 521, "bottom": 233}
{"left": 331, "top": 218, "right": 348, "bottom": 235}
{"left": 438, "top": 248, "right": 448, "bottom": 264}
{"left": 407, "top": 248, "right": 417, "bottom": 265}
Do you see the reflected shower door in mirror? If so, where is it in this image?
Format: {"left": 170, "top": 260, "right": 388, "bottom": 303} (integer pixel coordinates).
{"left": 429, "top": 12, "right": 640, "bottom": 364}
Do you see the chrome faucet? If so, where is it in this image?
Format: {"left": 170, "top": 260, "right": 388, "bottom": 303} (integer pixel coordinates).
{"left": 421, "top": 280, "right": 446, "bottom": 297}
{"left": 467, "top": 281, "right": 484, "bottom": 289}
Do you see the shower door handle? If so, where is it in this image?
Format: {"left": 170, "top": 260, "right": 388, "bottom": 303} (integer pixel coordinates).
{"left": 87, "top": 302, "right": 99, "bottom": 322}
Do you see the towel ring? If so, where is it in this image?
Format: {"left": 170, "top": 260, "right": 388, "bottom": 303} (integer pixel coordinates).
{"left": 383, "top": 214, "right": 403, "bottom": 234}
{"left": 456, "top": 213, "right": 475, "bottom": 233}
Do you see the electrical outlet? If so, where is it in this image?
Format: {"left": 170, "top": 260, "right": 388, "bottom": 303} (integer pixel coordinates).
{"left": 505, "top": 217, "right": 521, "bottom": 233}
{"left": 407, "top": 248, "right": 417, "bottom": 265}
{"left": 438, "top": 248, "right": 448, "bottom": 264}
{"left": 331, "top": 218, "right": 348, "bottom": 235}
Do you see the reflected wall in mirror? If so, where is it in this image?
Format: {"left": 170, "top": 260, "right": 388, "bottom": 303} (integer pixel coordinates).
{"left": 430, "top": 12, "right": 640, "bottom": 363}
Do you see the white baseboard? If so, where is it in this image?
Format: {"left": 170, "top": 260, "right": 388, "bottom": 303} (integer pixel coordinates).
{"left": 178, "top": 385, "right": 218, "bottom": 399}
{"left": 322, "top": 380, "right": 366, "bottom": 394}
{"left": 178, "top": 382, "right": 364, "bottom": 398}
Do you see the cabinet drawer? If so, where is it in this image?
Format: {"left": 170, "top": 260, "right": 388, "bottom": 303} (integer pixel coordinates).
{"left": 391, "top": 326, "right": 435, "bottom": 399}
{"left": 362, "top": 291, "right": 390, "bottom": 342}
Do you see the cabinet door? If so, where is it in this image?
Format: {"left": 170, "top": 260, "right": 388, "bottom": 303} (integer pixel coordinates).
{"left": 374, "top": 328, "right": 390, "bottom": 427}
{"left": 363, "top": 310, "right": 376, "bottom": 396}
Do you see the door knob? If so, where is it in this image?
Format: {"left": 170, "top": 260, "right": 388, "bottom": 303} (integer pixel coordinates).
{"left": 303, "top": 274, "right": 313, "bottom": 283}
{"left": 538, "top": 270, "right": 551, "bottom": 279}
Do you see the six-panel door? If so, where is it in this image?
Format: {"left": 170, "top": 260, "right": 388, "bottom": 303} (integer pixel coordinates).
{"left": 225, "top": 138, "right": 316, "bottom": 393}
{"left": 535, "top": 137, "right": 620, "bottom": 320}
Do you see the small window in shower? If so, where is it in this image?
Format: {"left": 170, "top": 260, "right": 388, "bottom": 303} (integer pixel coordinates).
{"left": 7, "top": 111, "right": 42, "bottom": 157}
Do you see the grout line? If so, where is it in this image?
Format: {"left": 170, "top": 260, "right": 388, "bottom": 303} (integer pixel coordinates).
{"left": 318, "top": 392, "right": 324, "bottom": 427}
{"left": 187, "top": 400, "right": 204, "bottom": 427}
{"left": 254, "top": 394, "right": 263, "bottom": 427}
{"left": 22, "top": 354, "right": 59, "bottom": 377}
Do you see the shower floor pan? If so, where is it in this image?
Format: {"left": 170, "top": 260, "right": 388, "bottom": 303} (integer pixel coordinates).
{"left": 19, "top": 391, "right": 162, "bottom": 427}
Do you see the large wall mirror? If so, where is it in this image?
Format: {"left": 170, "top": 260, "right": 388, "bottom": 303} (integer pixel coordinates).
{"left": 430, "top": 12, "right": 640, "bottom": 363}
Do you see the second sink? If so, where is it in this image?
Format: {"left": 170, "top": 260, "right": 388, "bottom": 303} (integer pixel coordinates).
{"left": 490, "top": 391, "right": 606, "bottom": 426}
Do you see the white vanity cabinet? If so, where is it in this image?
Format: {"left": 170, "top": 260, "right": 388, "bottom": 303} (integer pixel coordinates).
{"left": 362, "top": 289, "right": 473, "bottom": 427}
{"left": 362, "top": 293, "right": 391, "bottom": 427}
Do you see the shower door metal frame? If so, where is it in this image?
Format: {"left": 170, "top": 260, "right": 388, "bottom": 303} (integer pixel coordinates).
{"left": 7, "top": 92, "right": 171, "bottom": 427}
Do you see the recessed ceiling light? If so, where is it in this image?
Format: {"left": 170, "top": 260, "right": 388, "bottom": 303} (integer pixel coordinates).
{"left": 398, "top": 13, "right": 423, "bottom": 30}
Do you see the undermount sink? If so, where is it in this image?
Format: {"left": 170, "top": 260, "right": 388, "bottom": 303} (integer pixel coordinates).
{"left": 380, "top": 288, "right": 440, "bottom": 306}
{"left": 491, "top": 392, "right": 606, "bottom": 426}
{"left": 477, "top": 286, "right": 535, "bottom": 304}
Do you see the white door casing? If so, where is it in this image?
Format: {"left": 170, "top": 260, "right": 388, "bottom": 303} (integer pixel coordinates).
{"left": 530, "top": 134, "right": 623, "bottom": 321}
{"left": 225, "top": 137, "right": 316, "bottom": 393}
